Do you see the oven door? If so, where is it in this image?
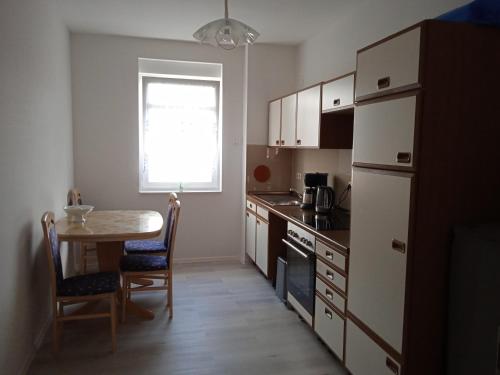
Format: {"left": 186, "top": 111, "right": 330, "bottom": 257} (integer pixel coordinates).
{"left": 283, "top": 237, "right": 316, "bottom": 316}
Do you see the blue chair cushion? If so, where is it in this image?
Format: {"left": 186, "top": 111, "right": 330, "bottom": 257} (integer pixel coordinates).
{"left": 57, "top": 272, "right": 120, "bottom": 297}
{"left": 124, "top": 239, "right": 167, "bottom": 254}
{"left": 120, "top": 255, "right": 168, "bottom": 272}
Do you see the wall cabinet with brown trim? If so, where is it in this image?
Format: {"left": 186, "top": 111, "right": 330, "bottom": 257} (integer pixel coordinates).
{"left": 267, "top": 99, "right": 281, "bottom": 147}
{"left": 267, "top": 75, "right": 354, "bottom": 149}
{"left": 346, "top": 20, "right": 500, "bottom": 375}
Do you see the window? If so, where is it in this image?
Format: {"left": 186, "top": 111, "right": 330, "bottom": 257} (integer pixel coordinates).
{"left": 139, "top": 59, "right": 222, "bottom": 192}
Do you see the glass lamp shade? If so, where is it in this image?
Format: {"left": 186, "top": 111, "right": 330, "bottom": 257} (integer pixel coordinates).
{"left": 193, "top": 18, "right": 260, "bottom": 50}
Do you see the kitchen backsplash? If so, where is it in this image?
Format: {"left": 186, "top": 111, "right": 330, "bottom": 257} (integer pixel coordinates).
{"left": 291, "top": 148, "right": 352, "bottom": 210}
{"left": 246, "top": 145, "right": 352, "bottom": 210}
{"left": 246, "top": 145, "right": 292, "bottom": 192}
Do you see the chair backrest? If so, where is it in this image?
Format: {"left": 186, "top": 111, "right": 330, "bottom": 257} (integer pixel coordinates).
{"left": 164, "top": 193, "right": 180, "bottom": 264}
{"left": 41, "top": 212, "right": 64, "bottom": 296}
{"left": 67, "top": 188, "right": 82, "bottom": 206}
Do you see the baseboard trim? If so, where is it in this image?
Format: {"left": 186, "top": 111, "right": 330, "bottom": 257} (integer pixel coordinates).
{"left": 173, "top": 256, "right": 240, "bottom": 264}
{"left": 19, "top": 314, "right": 51, "bottom": 375}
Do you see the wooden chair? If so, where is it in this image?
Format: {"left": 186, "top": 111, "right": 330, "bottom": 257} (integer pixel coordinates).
{"left": 41, "top": 212, "right": 119, "bottom": 353}
{"left": 120, "top": 195, "right": 180, "bottom": 321}
{"left": 123, "top": 192, "right": 178, "bottom": 256}
{"left": 67, "top": 188, "right": 96, "bottom": 274}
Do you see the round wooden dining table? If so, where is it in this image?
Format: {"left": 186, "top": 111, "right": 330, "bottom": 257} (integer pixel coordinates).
{"left": 56, "top": 210, "right": 163, "bottom": 320}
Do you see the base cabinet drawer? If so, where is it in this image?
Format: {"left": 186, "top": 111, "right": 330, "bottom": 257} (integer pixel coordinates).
{"left": 346, "top": 319, "right": 400, "bottom": 375}
{"left": 316, "top": 277, "right": 346, "bottom": 314}
{"left": 315, "top": 296, "right": 345, "bottom": 360}
{"left": 316, "top": 240, "right": 346, "bottom": 272}
{"left": 317, "top": 258, "right": 346, "bottom": 294}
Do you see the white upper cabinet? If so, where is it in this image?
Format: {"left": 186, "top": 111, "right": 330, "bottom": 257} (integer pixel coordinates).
{"left": 296, "top": 85, "right": 321, "bottom": 148}
{"left": 268, "top": 99, "right": 281, "bottom": 147}
{"left": 356, "top": 27, "right": 421, "bottom": 101}
{"left": 353, "top": 94, "right": 417, "bottom": 167}
{"left": 280, "top": 93, "right": 297, "bottom": 147}
{"left": 322, "top": 74, "right": 355, "bottom": 112}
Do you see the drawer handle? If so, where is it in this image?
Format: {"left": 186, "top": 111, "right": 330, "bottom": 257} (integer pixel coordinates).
{"left": 397, "top": 152, "right": 411, "bottom": 164}
{"left": 281, "top": 140, "right": 285, "bottom": 145}
{"left": 249, "top": 203, "right": 253, "bottom": 208}
{"left": 377, "top": 76, "right": 391, "bottom": 89}
{"left": 275, "top": 140, "right": 279, "bottom": 145}
{"left": 392, "top": 239, "right": 406, "bottom": 254}
{"left": 325, "top": 289, "right": 334, "bottom": 300}
{"left": 296, "top": 139, "right": 302, "bottom": 145}
{"left": 325, "top": 251, "right": 334, "bottom": 261}
{"left": 333, "top": 98, "right": 340, "bottom": 106}
{"left": 386, "top": 357, "right": 399, "bottom": 374}
{"left": 324, "top": 308, "right": 333, "bottom": 320}
{"left": 326, "top": 270, "right": 334, "bottom": 280}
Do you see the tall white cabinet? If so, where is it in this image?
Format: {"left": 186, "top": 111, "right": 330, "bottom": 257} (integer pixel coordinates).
{"left": 346, "top": 20, "right": 500, "bottom": 375}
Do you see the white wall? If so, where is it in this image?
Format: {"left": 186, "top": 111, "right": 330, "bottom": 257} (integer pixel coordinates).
{"left": 71, "top": 34, "right": 245, "bottom": 262}
{"left": 297, "top": 0, "right": 470, "bottom": 87}
{"left": 246, "top": 44, "right": 298, "bottom": 145}
{"left": 0, "top": 0, "right": 74, "bottom": 374}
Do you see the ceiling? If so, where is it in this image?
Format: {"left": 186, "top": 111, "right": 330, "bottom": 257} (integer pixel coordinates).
{"left": 56, "top": 0, "right": 361, "bottom": 45}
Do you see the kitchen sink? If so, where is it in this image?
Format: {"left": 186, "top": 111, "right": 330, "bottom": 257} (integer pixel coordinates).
{"left": 255, "top": 194, "right": 302, "bottom": 206}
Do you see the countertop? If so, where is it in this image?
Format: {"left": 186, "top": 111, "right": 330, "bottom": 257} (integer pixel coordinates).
{"left": 247, "top": 193, "right": 350, "bottom": 253}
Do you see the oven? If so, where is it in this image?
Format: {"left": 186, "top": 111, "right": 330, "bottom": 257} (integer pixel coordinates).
{"left": 283, "top": 222, "right": 316, "bottom": 326}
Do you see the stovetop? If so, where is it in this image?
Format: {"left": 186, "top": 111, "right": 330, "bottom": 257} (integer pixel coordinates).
{"left": 287, "top": 208, "right": 350, "bottom": 231}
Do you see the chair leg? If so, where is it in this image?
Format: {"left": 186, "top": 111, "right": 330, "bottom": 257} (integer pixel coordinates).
{"left": 52, "top": 302, "right": 60, "bottom": 353}
{"left": 110, "top": 294, "right": 117, "bottom": 353}
{"left": 167, "top": 272, "right": 173, "bottom": 319}
{"left": 121, "top": 275, "right": 127, "bottom": 323}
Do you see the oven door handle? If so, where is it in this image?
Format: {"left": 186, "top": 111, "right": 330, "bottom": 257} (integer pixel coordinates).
{"left": 282, "top": 238, "right": 309, "bottom": 258}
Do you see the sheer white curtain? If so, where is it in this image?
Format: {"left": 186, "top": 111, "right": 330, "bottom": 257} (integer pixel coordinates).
{"left": 140, "top": 76, "right": 221, "bottom": 192}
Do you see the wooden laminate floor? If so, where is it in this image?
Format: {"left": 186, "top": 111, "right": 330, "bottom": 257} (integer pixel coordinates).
{"left": 28, "top": 262, "right": 347, "bottom": 375}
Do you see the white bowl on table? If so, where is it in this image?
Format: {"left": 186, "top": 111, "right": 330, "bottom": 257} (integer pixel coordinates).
{"left": 64, "top": 205, "right": 94, "bottom": 223}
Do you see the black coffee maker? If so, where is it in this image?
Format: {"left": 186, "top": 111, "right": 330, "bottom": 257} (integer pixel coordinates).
{"left": 300, "top": 172, "right": 328, "bottom": 209}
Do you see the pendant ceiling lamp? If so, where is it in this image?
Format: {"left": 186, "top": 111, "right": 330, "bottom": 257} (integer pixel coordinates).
{"left": 193, "top": 0, "right": 260, "bottom": 50}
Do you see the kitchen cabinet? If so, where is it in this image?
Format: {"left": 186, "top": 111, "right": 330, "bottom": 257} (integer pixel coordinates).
{"left": 322, "top": 73, "right": 355, "bottom": 113}
{"left": 349, "top": 168, "right": 411, "bottom": 353}
{"left": 245, "top": 208, "right": 256, "bottom": 262}
{"left": 255, "top": 216, "right": 268, "bottom": 276}
{"left": 267, "top": 74, "right": 354, "bottom": 150}
{"left": 314, "top": 238, "right": 349, "bottom": 363}
{"left": 346, "top": 20, "right": 500, "bottom": 375}
{"left": 280, "top": 94, "right": 297, "bottom": 147}
{"left": 296, "top": 85, "right": 321, "bottom": 147}
{"left": 268, "top": 99, "right": 281, "bottom": 147}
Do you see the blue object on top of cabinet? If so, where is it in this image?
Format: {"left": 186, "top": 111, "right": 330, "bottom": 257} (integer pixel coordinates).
{"left": 436, "top": 0, "right": 500, "bottom": 27}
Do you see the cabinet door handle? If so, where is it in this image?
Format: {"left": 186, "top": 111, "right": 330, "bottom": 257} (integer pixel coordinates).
{"left": 275, "top": 140, "right": 279, "bottom": 145}
{"left": 386, "top": 357, "right": 399, "bottom": 374}
{"left": 296, "top": 139, "right": 302, "bottom": 145}
{"left": 281, "top": 140, "right": 285, "bottom": 145}
{"left": 326, "top": 270, "right": 334, "bottom": 280}
{"left": 324, "top": 308, "right": 333, "bottom": 320}
{"left": 325, "top": 289, "right": 334, "bottom": 300}
{"left": 397, "top": 152, "right": 411, "bottom": 164}
{"left": 392, "top": 239, "right": 406, "bottom": 254}
{"left": 257, "top": 220, "right": 260, "bottom": 225}
{"left": 377, "top": 76, "right": 391, "bottom": 89}
{"left": 333, "top": 98, "right": 340, "bottom": 106}
{"left": 246, "top": 213, "right": 249, "bottom": 217}
{"left": 325, "top": 251, "right": 334, "bottom": 261}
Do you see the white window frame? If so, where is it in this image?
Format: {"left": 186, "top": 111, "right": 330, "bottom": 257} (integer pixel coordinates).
{"left": 138, "top": 71, "right": 222, "bottom": 193}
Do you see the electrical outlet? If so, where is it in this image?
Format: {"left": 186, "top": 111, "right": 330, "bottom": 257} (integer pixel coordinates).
{"left": 296, "top": 172, "right": 302, "bottom": 180}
